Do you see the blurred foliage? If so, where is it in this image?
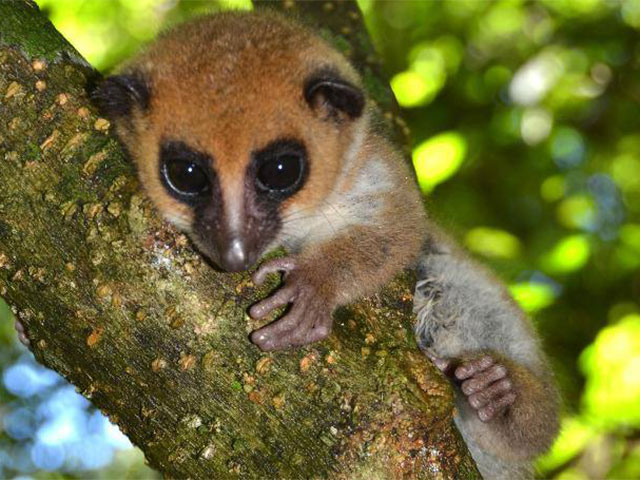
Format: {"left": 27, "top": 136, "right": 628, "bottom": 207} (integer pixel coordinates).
{"left": 361, "top": 1, "right": 640, "bottom": 477}
{"left": 0, "top": 0, "right": 636, "bottom": 478}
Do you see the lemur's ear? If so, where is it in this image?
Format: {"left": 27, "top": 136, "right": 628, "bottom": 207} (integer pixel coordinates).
{"left": 91, "top": 73, "right": 150, "bottom": 119}
{"left": 304, "top": 69, "right": 365, "bottom": 120}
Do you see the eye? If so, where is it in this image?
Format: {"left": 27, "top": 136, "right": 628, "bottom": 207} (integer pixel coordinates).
{"left": 256, "top": 152, "right": 304, "bottom": 192}
{"left": 162, "top": 158, "right": 210, "bottom": 196}
{"left": 253, "top": 140, "right": 308, "bottom": 198}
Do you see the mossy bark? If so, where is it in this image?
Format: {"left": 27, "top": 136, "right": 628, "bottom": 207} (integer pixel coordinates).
{"left": 0, "top": 1, "right": 480, "bottom": 478}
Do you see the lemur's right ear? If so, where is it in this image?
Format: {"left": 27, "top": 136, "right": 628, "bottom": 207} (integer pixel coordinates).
{"left": 91, "top": 73, "right": 150, "bottom": 119}
{"left": 304, "top": 69, "right": 365, "bottom": 121}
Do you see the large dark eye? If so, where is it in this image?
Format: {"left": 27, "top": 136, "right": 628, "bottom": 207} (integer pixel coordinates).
{"left": 160, "top": 141, "right": 212, "bottom": 199}
{"left": 254, "top": 140, "right": 307, "bottom": 197}
{"left": 257, "top": 153, "right": 303, "bottom": 191}
{"left": 163, "top": 159, "right": 209, "bottom": 196}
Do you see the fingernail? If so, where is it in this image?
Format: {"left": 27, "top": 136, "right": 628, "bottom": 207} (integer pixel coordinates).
{"left": 478, "top": 410, "right": 490, "bottom": 422}
{"left": 433, "top": 358, "right": 449, "bottom": 371}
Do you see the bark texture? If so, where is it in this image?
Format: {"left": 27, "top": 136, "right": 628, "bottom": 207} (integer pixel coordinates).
{"left": 0, "top": 1, "right": 479, "bottom": 478}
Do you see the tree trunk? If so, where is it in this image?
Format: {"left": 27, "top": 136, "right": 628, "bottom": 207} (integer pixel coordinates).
{"left": 0, "top": 1, "right": 479, "bottom": 478}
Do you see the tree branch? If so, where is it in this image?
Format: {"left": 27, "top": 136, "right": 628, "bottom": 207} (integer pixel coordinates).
{"left": 0, "top": 1, "right": 479, "bottom": 477}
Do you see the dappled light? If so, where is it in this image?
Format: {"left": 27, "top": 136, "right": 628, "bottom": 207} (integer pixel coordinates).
{"left": 509, "top": 281, "right": 557, "bottom": 314}
{"left": 580, "top": 314, "right": 640, "bottom": 426}
{"left": 0, "top": 0, "right": 637, "bottom": 478}
{"left": 540, "top": 234, "right": 591, "bottom": 274}
{"left": 465, "top": 227, "right": 522, "bottom": 259}
{"left": 412, "top": 131, "right": 467, "bottom": 193}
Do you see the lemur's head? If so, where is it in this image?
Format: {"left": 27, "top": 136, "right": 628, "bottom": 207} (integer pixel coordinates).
{"left": 93, "top": 11, "right": 367, "bottom": 271}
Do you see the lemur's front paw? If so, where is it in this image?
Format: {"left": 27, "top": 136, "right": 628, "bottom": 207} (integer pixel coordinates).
{"left": 454, "top": 355, "right": 516, "bottom": 422}
{"left": 248, "top": 257, "right": 334, "bottom": 351}
{"left": 14, "top": 319, "right": 30, "bottom": 346}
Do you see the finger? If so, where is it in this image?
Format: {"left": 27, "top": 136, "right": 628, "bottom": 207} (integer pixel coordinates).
{"left": 252, "top": 258, "right": 297, "bottom": 286}
{"left": 305, "top": 324, "right": 331, "bottom": 344}
{"left": 250, "top": 302, "right": 307, "bottom": 350}
{"left": 254, "top": 302, "right": 332, "bottom": 351}
{"left": 249, "top": 286, "right": 296, "bottom": 319}
{"left": 251, "top": 331, "right": 287, "bottom": 352}
{"left": 14, "top": 321, "right": 30, "bottom": 346}
{"left": 461, "top": 364, "right": 508, "bottom": 395}
{"left": 468, "top": 378, "right": 513, "bottom": 409}
{"left": 478, "top": 392, "right": 517, "bottom": 422}
{"left": 284, "top": 312, "right": 332, "bottom": 347}
{"left": 454, "top": 355, "right": 494, "bottom": 380}
{"left": 252, "top": 327, "right": 297, "bottom": 352}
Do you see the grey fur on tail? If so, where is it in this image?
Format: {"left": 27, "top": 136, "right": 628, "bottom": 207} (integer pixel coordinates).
{"left": 413, "top": 231, "right": 559, "bottom": 479}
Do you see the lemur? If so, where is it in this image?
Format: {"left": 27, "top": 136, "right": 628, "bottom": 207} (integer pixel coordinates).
{"left": 82, "top": 10, "right": 557, "bottom": 479}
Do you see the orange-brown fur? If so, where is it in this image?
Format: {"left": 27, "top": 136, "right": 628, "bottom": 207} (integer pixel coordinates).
{"left": 116, "top": 12, "right": 367, "bottom": 234}
{"left": 113, "top": 10, "right": 426, "bottom": 305}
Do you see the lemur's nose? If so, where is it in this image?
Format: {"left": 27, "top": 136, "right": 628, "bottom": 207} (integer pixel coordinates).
{"left": 220, "top": 238, "right": 249, "bottom": 272}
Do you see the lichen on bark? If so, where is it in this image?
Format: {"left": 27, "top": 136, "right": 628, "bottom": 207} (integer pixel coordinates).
{"left": 0, "top": 1, "right": 480, "bottom": 478}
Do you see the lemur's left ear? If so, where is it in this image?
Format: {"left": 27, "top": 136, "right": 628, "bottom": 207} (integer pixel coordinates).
{"left": 304, "top": 70, "right": 365, "bottom": 120}
{"left": 91, "top": 73, "right": 150, "bottom": 119}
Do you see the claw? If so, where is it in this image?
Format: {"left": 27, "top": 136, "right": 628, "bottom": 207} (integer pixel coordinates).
{"left": 14, "top": 320, "right": 30, "bottom": 346}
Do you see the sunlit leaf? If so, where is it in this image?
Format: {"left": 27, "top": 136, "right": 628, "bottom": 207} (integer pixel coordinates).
{"left": 556, "top": 195, "right": 596, "bottom": 230}
{"left": 220, "top": 0, "right": 252, "bottom": 9}
{"left": 579, "top": 314, "right": 640, "bottom": 427}
{"left": 550, "top": 127, "right": 585, "bottom": 168}
{"left": 391, "top": 71, "right": 433, "bottom": 107}
{"left": 356, "top": 0, "right": 373, "bottom": 14}
{"left": 509, "top": 282, "right": 556, "bottom": 313}
{"left": 510, "top": 50, "right": 563, "bottom": 106}
{"left": 520, "top": 107, "right": 553, "bottom": 145}
{"left": 541, "top": 175, "right": 566, "bottom": 202}
{"left": 536, "top": 417, "right": 598, "bottom": 472}
{"left": 431, "top": 36, "right": 464, "bottom": 74}
{"left": 412, "top": 131, "right": 467, "bottom": 192}
{"left": 465, "top": 227, "right": 521, "bottom": 259}
{"left": 612, "top": 154, "right": 640, "bottom": 192}
{"left": 479, "top": 3, "right": 524, "bottom": 39}
{"left": 542, "top": 0, "right": 607, "bottom": 17}
{"left": 620, "top": 224, "right": 640, "bottom": 252}
{"left": 540, "top": 234, "right": 591, "bottom": 274}
{"left": 622, "top": 0, "right": 640, "bottom": 28}
{"left": 483, "top": 65, "right": 511, "bottom": 92}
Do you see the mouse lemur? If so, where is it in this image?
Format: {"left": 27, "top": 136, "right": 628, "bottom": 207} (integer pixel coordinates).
{"left": 89, "top": 10, "right": 559, "bottom": 479}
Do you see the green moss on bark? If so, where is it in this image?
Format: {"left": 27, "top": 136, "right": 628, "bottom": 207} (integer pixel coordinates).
{"left": 0, "top": 1, "right": 480, "bottom": 478}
